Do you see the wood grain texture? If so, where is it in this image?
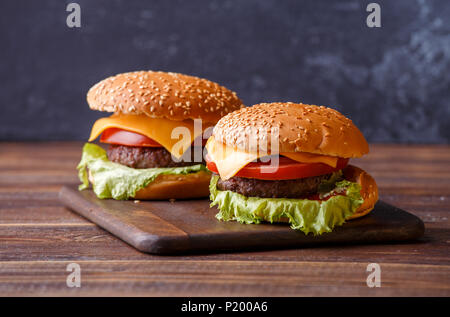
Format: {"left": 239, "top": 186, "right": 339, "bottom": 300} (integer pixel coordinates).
{"left": 0, "top": 142, "right": 449, "bottom": 296}
{"left": 0, "top": 260, "right": 448, "bottom": 296}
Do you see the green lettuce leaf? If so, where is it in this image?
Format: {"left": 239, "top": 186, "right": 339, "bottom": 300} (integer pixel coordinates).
{"left": 77, "top": 143, "right": 209, "bottom": 200}
{"left": 210, "top": 174, "right": 364, "bottom": 235}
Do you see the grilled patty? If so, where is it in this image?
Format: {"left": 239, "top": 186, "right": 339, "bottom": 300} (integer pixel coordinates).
{"left": 216, "top": 173, "right": 331, "bottom": 198}
{"left": 107, "top": 144, "right": 205, "bottom": 169}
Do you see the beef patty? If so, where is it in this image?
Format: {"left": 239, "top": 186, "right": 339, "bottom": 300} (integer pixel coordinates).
{"left": 107, "top": 144, "right": 205, "bottom": 169}
{"left": 216, "top": 173, "right": 331, "bottom": 198}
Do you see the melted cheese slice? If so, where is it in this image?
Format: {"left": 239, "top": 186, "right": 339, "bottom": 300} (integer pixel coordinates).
{"left": 206, "top": 136, "right": 260, "bottom": 180}
{"left": 89, "top": 114, "right": 208, "bottom": 158}
{"left": 205, "top": 136, "right": 338, "bottom": 180}
{"left": 281, "top": 152, "right": 338, "bottom": 167}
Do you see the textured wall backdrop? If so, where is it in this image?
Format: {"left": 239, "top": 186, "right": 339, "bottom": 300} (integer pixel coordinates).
{"left": 0, "top": 0, "right": 449, "bottom": 142}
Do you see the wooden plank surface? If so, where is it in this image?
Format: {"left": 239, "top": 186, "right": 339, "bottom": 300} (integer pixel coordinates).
{"left": 59, "top": 186, "right": 425, "bottom": 254}
{"left": 0, "top": 142, "right": 449, "bottom": 296}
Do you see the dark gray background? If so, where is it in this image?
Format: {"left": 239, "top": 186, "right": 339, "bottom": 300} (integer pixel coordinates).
{"left": 1, "top": 0, "right": 449, "bottom": 142}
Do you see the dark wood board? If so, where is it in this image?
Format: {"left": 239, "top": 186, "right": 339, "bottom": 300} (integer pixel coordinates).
{"left": 59, "top": 186, "right": 425, "bottom": 254}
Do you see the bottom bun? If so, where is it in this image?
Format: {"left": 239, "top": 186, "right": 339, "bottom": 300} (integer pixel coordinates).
{"left": 342, "top": 165, "right": 378, "bottom": 220}
{"left": 89, "top": 170, "right": 211, "bottom": 200}
{"left": 133, "top": 171, "right": 211, "bottom": 200}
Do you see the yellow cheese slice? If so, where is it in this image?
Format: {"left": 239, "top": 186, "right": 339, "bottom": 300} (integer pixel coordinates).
{"left": 205, "top": 136, "right": 260, "bottom": 180}
{"left": 281, "top": 152, "right": 338, "bottom": 168}
{"left": 89, "top": 114, "right": 207, "bottom": 159}
{"left": 205, "top": 136, "right": 338, "bottom": 180}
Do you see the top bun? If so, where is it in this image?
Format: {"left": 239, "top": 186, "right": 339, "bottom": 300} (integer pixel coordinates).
{"left": 87, "top": 71, "right": 244, "bottom": 123}
{"left": 212, "top": 102, "right": 369, "bottom": 158}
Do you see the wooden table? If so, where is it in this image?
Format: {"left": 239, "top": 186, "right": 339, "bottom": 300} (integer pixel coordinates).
{"left": 0, "top": 142, "right": 449, "bottom": 296}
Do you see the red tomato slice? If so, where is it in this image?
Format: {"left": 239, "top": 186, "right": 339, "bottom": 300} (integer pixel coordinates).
{"left": 205, "top": 155, "right": 349, "bottom": 180}
{"left": 100, "top": 128, "right": 208, "bottom": 148}
{"left": 100, "top": 128, "right": 162, "bottom": 147}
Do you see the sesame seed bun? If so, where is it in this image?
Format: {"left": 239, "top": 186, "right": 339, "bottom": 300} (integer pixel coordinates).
{"left": 89, "top": 170, "right": 211, "bottom": 200}
{"left": 87, "top": 71, "right": 244, "bottom": 123}
{"left": 213, "top": 102, "right": 369, "bottom": 158}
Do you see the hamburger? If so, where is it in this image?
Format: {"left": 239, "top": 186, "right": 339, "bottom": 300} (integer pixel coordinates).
{"left": 205, "top": 102, "right": 378, "bottom": 234}
{"left": 77, "top": 71, "right": 244, "bottom": 200}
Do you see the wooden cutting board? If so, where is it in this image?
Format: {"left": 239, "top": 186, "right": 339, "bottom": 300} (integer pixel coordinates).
{"left": 59, "top": 186, "right": 425, "bottom": 254}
